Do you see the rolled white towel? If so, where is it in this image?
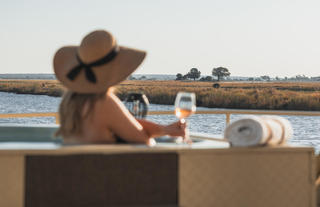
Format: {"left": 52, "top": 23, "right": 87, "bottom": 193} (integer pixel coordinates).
{"left": 224, "top": 116, "right": 270, "bottom": 147}
{"left": 262, "top": 116, "right": 293, "bottom": 145}
{"left": 224, "top": 115, "right": 293, "bottom": 147}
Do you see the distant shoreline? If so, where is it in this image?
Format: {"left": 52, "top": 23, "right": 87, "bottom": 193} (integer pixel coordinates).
{"left": 1, "top": 79, "right": 320, "bottom": 111}
{"left": 0, "top": 73, "right": 177, "bottom": 81}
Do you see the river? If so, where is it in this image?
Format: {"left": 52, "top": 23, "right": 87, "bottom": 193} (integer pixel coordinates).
{"left": 0, "top": 92, "right": 320, "bottom": 152}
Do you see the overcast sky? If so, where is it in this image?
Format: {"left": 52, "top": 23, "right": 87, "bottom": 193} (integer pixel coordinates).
{"left": 1, "top": 0, "right": 320, "bottom": 77}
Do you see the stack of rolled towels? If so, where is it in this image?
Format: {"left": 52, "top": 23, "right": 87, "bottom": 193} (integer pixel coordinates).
{"left": 224, "top": 115, "right": 293, "bottom": 147}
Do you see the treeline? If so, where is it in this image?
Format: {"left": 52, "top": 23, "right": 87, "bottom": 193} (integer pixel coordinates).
{"left": 249, "top": 75, "right": 320, "bottom": 82}
{"left": 176, "top": 67, "right": 231, "bottom": 81}
{"left": 175, "top": 67, "right": 320, "bottom": 82}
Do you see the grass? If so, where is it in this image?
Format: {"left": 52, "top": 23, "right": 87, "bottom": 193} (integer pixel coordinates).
{"left": 0, "top": 80, "right": 64, "bottom": 97}
{"left": 1, "top": 79, "right": 320, "bottom": 111}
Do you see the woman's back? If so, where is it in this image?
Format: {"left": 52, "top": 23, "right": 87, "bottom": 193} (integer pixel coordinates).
{"left": 65, "top": 91, "right": 149, "bottom": 144}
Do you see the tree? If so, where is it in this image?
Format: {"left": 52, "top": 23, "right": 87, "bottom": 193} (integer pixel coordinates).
{"left": 295, "top": 74, "right": 309, "bottom": 81}
{"left": 187, "top": 68, "right": 201, "bottom": 81}
{"left": 176, "top": 73, "right": 183, "bottom": 80}
{"left": 212, "top": 67, "right": 230, "bottom": 81}
{"left": 260, "top": 75, "right": 270, "bottom": 81}
{"left": 139, "top": 75, "right": 147, "bottom": 80}
{"left": 200, "top": 76, "right": 213, "bottom": 82}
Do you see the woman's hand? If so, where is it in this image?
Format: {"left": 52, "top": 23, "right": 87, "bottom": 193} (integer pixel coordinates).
{"left": 137, "top": 119, "right": 187, "bottom": 139}
{"left": 163, "top": 120, "right": 187, "bottom": 138}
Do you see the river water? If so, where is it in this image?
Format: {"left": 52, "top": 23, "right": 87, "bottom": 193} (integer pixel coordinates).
{"left": 0, "top": 92, "right": 320, "bottom": 152}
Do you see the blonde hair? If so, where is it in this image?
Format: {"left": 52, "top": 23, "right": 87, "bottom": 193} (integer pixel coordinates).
{"left": 55, "top": 90, "right": 107, "bottom": 138}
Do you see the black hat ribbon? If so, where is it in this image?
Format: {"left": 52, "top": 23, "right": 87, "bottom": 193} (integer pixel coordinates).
{"left": 67, "top": 46, "right": 120, "bottom": 83}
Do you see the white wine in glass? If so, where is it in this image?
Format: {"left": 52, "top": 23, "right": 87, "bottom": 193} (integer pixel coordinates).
{"left": 175, "top": 92, "right": 196, "bottom": 119}
{"left": 174, "top": 92, "right": 196, "bottom": 142}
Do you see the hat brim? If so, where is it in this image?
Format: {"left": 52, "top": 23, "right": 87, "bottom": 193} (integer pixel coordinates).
{"left": 54, "top": 46, "right": 146, "bottom": 93}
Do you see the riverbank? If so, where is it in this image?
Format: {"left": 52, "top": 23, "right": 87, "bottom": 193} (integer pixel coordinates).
{"left": 0, "top": 80, "right": 64, "bottom": 97}
{"left": 1, "top": 79, "right": 320, "bottom": 110}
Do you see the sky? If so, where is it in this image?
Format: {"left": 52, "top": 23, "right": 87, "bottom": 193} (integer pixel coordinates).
{"left": 1, "top": 0, "right": 320, "bottom": 77}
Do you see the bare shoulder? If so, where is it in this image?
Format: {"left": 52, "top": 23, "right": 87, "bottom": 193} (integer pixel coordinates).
{"left": 103, "top": 92, "right": 127, "bottom": 112}
{"left": 95, "top": 92, "right": 130, "bottom": 120}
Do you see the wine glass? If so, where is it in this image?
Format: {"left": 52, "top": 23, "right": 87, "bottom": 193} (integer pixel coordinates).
{"left": 174, "top": 92, "right": 196, "bottom": 143}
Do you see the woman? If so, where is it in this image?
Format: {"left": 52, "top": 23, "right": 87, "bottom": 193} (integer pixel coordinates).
{"left": 54, "top": 30, "right": 186, "bottom": 145}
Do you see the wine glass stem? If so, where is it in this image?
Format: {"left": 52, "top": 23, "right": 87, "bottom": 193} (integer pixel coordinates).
{"left": 181, "top": 118, "right": 189, "bottom": 142}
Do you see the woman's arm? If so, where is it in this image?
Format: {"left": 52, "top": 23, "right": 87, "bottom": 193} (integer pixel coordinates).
{"left": 137, "top": 119, "right": 186, "bottom": 138}
{"left": 99, "top": 92, "right": 186, "bottom": 144}
{"left": 101, "top": 92, "right": 150, "bottom": 144}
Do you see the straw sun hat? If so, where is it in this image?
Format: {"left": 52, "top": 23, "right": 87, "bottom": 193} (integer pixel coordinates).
{"left": 53, "top": 30, "right": 146, "bottom": 93}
